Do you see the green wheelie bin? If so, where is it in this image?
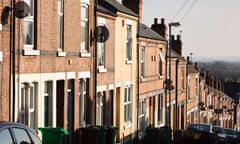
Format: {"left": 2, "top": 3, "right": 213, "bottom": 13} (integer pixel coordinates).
{"left": 39, "top": 127, "right": 69, "bottom": 144}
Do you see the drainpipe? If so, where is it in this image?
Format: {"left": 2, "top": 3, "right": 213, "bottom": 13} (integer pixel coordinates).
{"left": 175, "top": 59, "right": 179, "bottom": 130}
{"left": 10, "top": 0, "right": 16, "bottom": 122}
{"left": 94, "top": 0, "right": 98, "bottom": 126}
{"left": 136, "top": 17, "right": 140, "bottom": 144}
{"left": 185, "top": 61, "right": 188, "bottom": 128}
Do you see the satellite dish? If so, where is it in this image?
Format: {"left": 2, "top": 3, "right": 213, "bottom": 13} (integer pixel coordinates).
{"left": 94, "top": 25, "right": 109, "bottom": 42}
{"left": 14, "top": 1, "right": 30, "bottom": 18}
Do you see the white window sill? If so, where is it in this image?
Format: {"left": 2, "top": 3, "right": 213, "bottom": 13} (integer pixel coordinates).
{"left": 23, "top": 49, "right": 40, "bottom": 56}
{"left": 98, "top": 67, "right": 107, "bottom": 73}
{"left": 158, "top": 75, "right": 164, "bottom": 79}
{"left": 124, "top": 121, "right": 132, "bottom": 130}
{"left": 57, "top": 51, "right": 66, "bottom": 57}
{"left": 80, "top": 52, "right": 91, "bottom": 57}
{"left": 126, "top": 60, "right": 133, "bottom": 64}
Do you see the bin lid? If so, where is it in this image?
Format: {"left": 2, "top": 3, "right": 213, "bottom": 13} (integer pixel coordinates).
{"left": 39, "top": 127, "right": 69, "bottom": 135}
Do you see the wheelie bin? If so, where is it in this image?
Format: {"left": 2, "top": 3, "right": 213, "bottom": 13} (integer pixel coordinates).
{"left": 39, "top": 127, "right": 69, "bottom": 144}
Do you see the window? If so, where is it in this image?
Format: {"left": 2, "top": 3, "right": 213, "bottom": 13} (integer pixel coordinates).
{"left": 97, "top": 42, "right": 105, "bottom": 67}
{"left": 139, "top": 99, "right": 146, "bottom": 132}
{"left": 208, "top": 95, "right": 212, "bottom": 106}
{"left": 195, "top": 78, "right": 199, "bottom": 96}
{"left": 126, "top": 24, "right": 132, "bottom": 61}
{"left": 141, "top": 47, "right": 145, "bottom": 77}
{"left": 157, "top": 93, "right": 163, "bottom": 124}
{"left": 96, "top": 92, "right": 105, "bottom": 125}
{"left": 181, "top": 68, "right": 185, "bottom": 90}
{"left": 79, "top": 79, "right": 88, "bottom": 126}
{"left": 187, "top": 79, "right": 190, "bottom": 99}
{"left": 0, "top": 129, "right": 14, "bottom": 144}
{"left": 29, "top": 86, "right": 35, "bottom": 129}
{"left": 159, "top": 48, "right": 164, "bottom": 75}
{"left": 108, "top": 90, "right": 114, "bottom": 125}
{"left": 124, "top": 85, "right": 132, "bottom": 124}
{"left": 81, "top": 3, "right": 89, "bottom": 52}
{"left": 13, "top": 128, "right": 31, "bottom": 144}
{"left": 58, "top": 0, "right": 64, "bottom": 51}
{"left": 19, "top": 83, "right": 37, "bottom": 129}
{"left": 24, "top": 0, "right": 35, "bottom": 49}
{"left": 44, "top": 81, "right": 53, "bottom": 127}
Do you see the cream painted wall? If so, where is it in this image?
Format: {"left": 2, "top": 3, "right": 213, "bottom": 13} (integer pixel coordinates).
{"left": 114, "top": 12, "right": 138, "bottom": 140}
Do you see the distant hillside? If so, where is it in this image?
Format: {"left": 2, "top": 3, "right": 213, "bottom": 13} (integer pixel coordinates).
{"left": 196, "top": 60, "right": 240, "bottom": 81}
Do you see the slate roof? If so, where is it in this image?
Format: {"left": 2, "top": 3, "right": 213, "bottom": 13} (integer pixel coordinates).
{"left": 97, "top": 3, "right": 116, "bottom": 16}
{"left": 139, "top": 23, "right": 166, "bottom": 41}
{"left": 98, "top": 0, "right": 138, "bottom": 17}
{"left": 187, "top": 63, "right": 199, "bottom": 74}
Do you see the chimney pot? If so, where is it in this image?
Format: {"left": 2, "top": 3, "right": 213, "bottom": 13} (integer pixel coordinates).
{"left": 154, "top": 18, "right": 158, "bottom": 24}
{"left": 177, "top": 35, "right": 181, "bottom": 40}
{"left": 161, "top": 18, "right": 165, "bottom": 24}
{"left": 187, "top": 56, "right": 190, "bottom": 63}
{"left": 195, "top": 62, "right": 198, "bottom": 68}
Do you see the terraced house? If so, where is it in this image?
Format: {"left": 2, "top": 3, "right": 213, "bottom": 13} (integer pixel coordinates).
{"left": 0, "top": 0, "right": 238, "bottom": 144}
{"left": 0, "top": 0, "right": 96, "bottom": 143}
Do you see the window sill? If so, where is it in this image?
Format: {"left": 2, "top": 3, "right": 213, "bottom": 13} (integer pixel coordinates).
{"left": 23, "top": 49, "right": 40, "bottom": 56}
{"left": 140, "top": 76, "right": 145, "bottom": 82}
{"left": 98, "top": 67, "right": 107, "bottom": 73}
{"left": 158, "top": 75, "right": 164, "bottom": 79}
{"left": 80, "top": 52, "right": 91, "bottom": 57}
{"left": 126, "top": 60, "right": 133, "bottom": 64}
{"left": 57, "top": 51, "right": 66, "bottom": 57}
{"left": 124, "top": 121, "right": 132, "bottom": 130}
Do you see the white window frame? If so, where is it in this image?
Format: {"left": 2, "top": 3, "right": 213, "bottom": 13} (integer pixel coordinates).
{"left": 181, "top": 68, "right": 185, "bottom": 91}
{"left": 44, "top": 81, "right": 53, "bottom": 127}
{"left": 24, "top": 0, "right": 34, "bottom": 49}
{"left": 19, "top": 83, "right": 37, "bottom": 129}
{"left": 79, "top": 79, "right": 87, "bottom": 127}
{"left": 57, "top": 0, "right": 66, "bottom": 57}
{"left": 97, "top": 18, "right": 107, "bottom": 72}
{"left": 96, "top": 92, "right": 104, "bottom": 125}
{"left": 188, "top": 78, "right": 191, "bottom": 99}
{"left": 159, "top": 48, "right": 164, "bottom": 76}
{"left": 138, "top": 99, "right": 146, "bottom": 132}
{"left": 80, "top": 2, "right": 90, "bottom": 57}
{"left": 157, "top": 93, "right": 164, "bottom": 124}
{"left": 124, "top": 85, "right": 133, "bottom": 126}
{"left": 23, "top": 0, "right": 40, "bottom": 56}
{"left": 195, "top": 77, "right": 199, "bottom": 97}
{"left": 126, "top": 24, "right": 132, "bottom": 62}
{"left": 141, "top": 47, "right": 145, "bottom": 77}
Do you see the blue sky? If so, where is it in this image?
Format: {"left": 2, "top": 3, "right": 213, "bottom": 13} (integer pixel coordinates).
{"left": 142, "top": 0, "right": 240, "bottom": 57}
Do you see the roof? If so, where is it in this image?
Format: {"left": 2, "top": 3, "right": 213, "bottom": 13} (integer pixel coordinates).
{"left": 187, "top": 63, "right": 199, "bottom": 74}
{"left": 98, "top": 0, "right": 138, "bottom": 17}
{"left": 139, "top": 23, "right": 166, "bottom": 41}
{"left": 97, "top": 3, "right": 116, "bottom": 16}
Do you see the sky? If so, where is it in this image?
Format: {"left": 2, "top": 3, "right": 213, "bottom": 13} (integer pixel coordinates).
{"left": 141, "top": 0, "right": 240, "bottom": 57}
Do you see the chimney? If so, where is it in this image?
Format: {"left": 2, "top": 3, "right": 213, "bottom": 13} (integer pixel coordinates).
{"left": 194, "top": 62, "right": 198, "bottom": 70}
{"left": 187, "top": 56, "right": 190, "bottom": 64}
{"left": 151, "top": 18, "right": 167, "bottom": 38}
{"left": 122, "top": 0, "right": 143, "bottom": 21}
{"left": 174, "top": 35, "right": 182, "bottom": 56}
{"left": 154, "top": 18, "right": 158, "bottom": 24}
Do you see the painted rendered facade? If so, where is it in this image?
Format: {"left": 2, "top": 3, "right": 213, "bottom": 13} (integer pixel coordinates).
{"left": 114, "top": 12, "right": 138, "bottom": 143}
